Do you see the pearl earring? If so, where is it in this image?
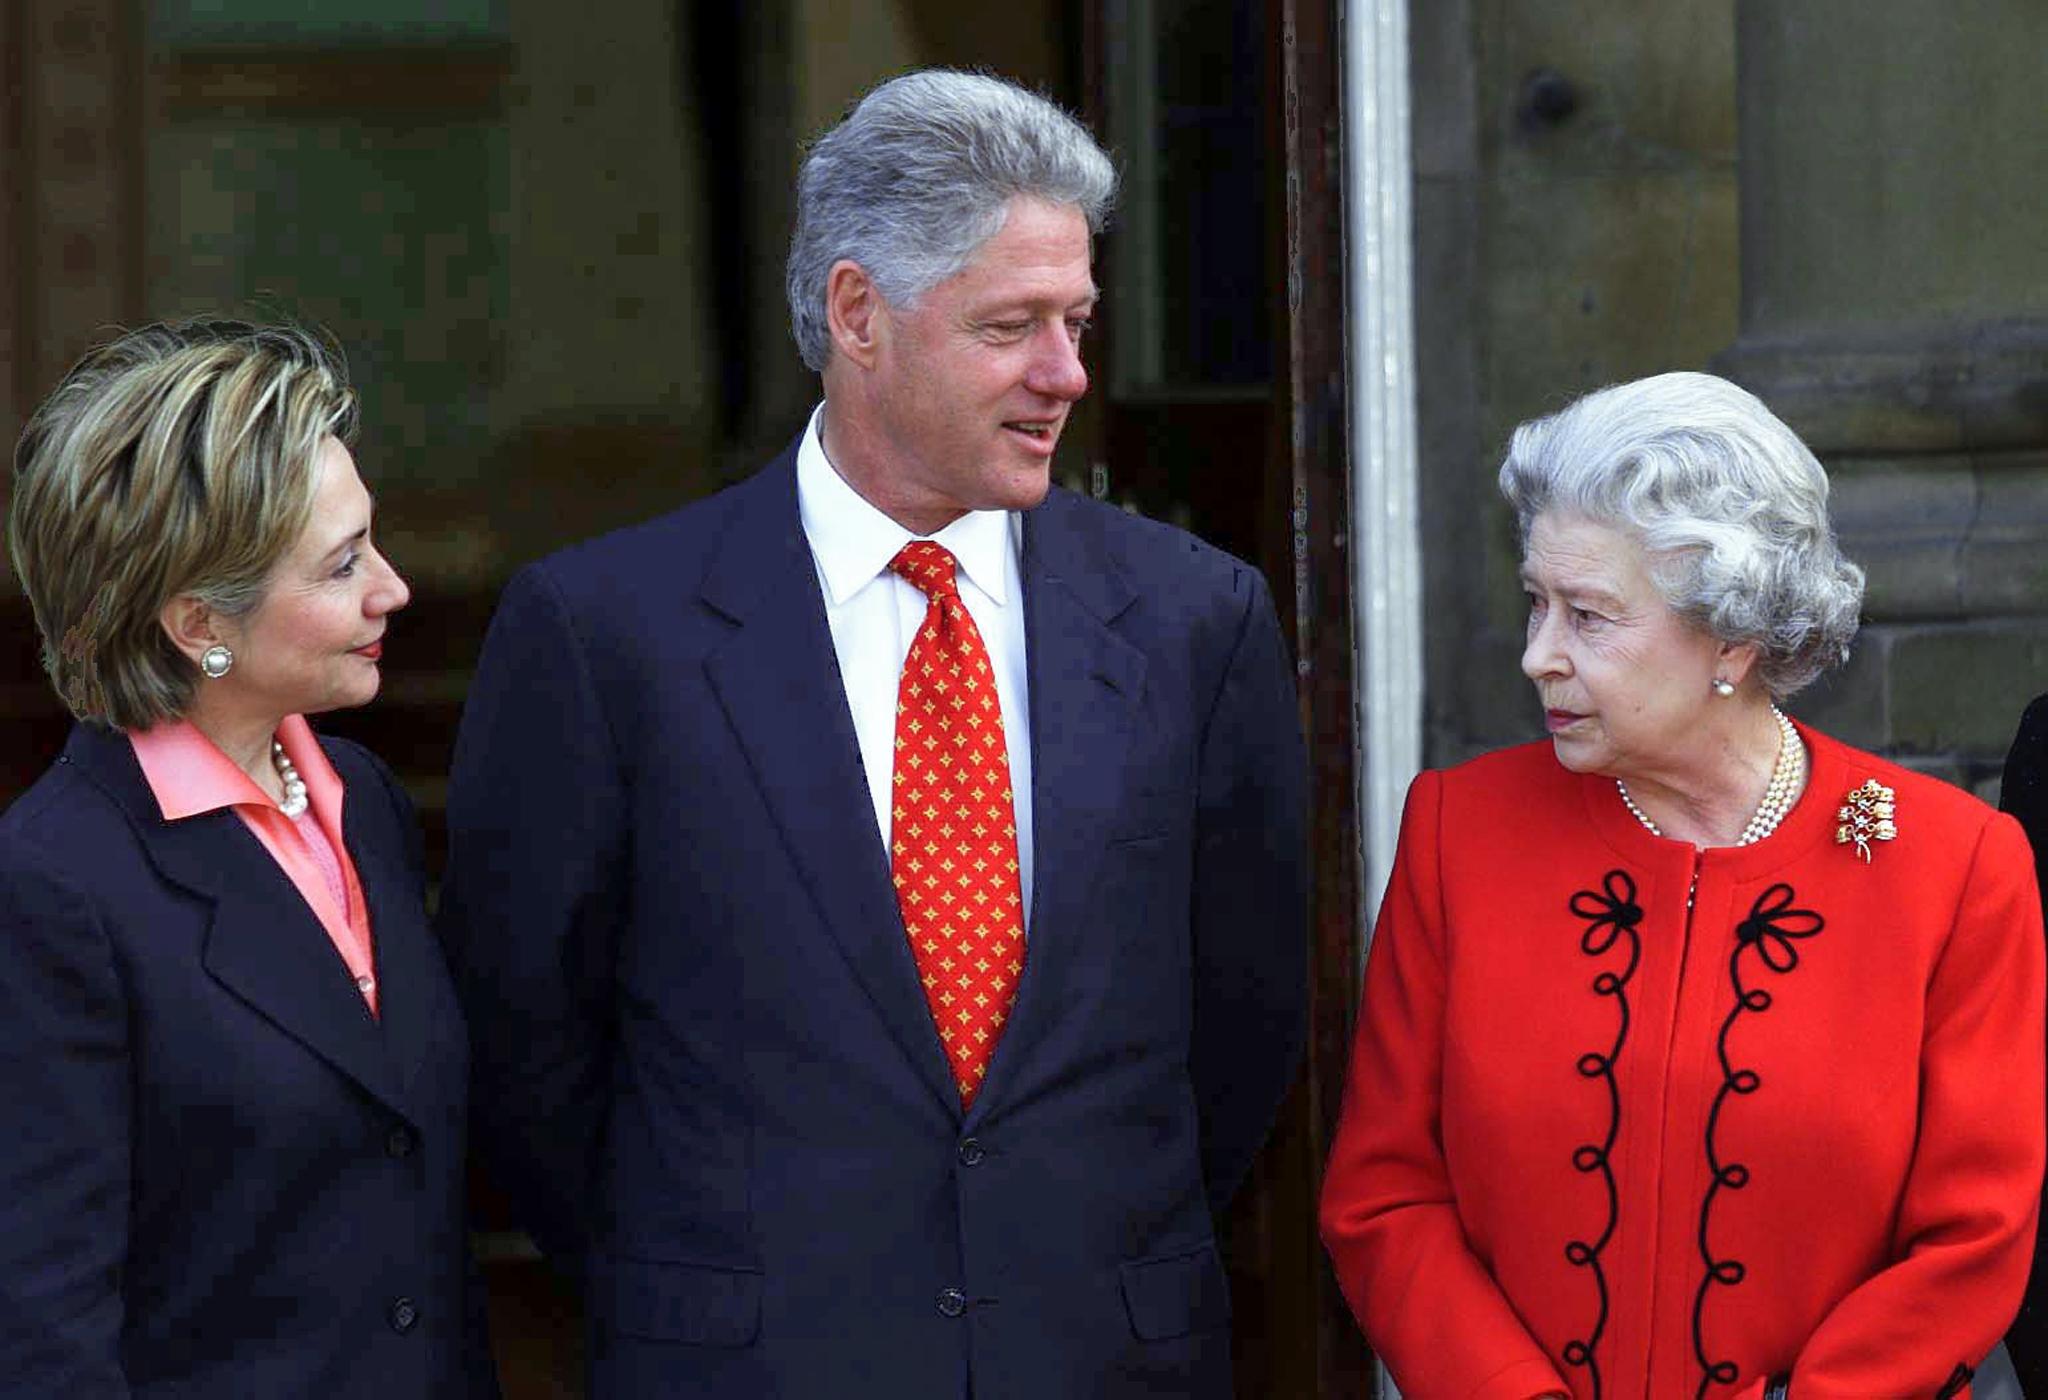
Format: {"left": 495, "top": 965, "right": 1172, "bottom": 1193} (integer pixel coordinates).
{"left": 200, "top": 645, "right": 234, "bottom": 679}
{"left": 1711, "top": 677, "right": 1735, "bottom": 697}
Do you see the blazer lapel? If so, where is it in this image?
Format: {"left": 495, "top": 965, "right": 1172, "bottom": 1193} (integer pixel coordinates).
{"left": 973, "top": 493, "right": 1146, "bottom": 1119}
{"left": 342, "top": 783, "right": 437, "bottom": 1113}
{"left": 64, "top": 725, "right": 412, "bottom": 1120}
{"left": 698, "top": 461, "right": 960, "bottom": 1112}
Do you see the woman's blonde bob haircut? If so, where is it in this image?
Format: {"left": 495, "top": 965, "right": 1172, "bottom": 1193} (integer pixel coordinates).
{"left": 7, "top": 320, "right": 358, "bottom": 729}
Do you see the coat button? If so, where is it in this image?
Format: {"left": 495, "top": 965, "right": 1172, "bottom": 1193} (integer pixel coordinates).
{"left": 388, "top": 1297, "right": 419, "bottom": 1333}
{"left": 386, "top": 1126, "right": 415, "bottom": 1158}
{"left": 936, "top": 1287, "right": 967, "bottom": 1318}
{"left": 957, "top": 1137, "right": 985, "bottom": 1166}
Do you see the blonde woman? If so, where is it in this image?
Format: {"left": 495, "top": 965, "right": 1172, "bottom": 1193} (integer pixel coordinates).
{"left": 0, "top": 322, "right": 497, "bottom": 1397}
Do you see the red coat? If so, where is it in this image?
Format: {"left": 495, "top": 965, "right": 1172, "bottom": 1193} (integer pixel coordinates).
{"left": 1320, "top": 724, "right": 2045, "bottom": 1399}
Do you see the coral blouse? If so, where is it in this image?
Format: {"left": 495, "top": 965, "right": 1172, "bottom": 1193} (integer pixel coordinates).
{"left": 1320, "top": 722, "right": 2045, "bottom": 1399}
{"left": 127, "top": 714, "right": 379, "bottom": 1014}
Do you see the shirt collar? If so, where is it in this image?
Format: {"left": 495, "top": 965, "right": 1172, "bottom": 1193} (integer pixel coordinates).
{"left": 795, "top": 403, "right": 1016, "bottom": 608}
{"left": 128, "top": 713, "right": 343, "bottom": 825}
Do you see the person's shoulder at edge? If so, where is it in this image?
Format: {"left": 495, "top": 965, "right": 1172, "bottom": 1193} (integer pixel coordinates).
{"left": 2004, "top": 693, "right": 2048, "bottom": 790}
{"left": 2016, "top": 691, "right": 2048, "bottom": 732}
{"left": 2000, "top": 694, "right": 2048, "bottom": 835}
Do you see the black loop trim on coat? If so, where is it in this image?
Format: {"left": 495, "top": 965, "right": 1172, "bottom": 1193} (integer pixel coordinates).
{"left": 1562, "top": 868, "right": 1644, "bottom": 1398}
{"left": 1693, "top": 882, "right": 1824, "bottom": 1397}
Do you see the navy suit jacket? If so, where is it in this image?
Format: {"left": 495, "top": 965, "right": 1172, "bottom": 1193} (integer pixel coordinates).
{"left": 2000, "top": 694, "right": 2048, "bottom": 1394}
{"left": 0, "top": 723, "right": 496, "bottom": 1399}
{"left": 440, "top": 449, "right": 1309, "bottom": 1399}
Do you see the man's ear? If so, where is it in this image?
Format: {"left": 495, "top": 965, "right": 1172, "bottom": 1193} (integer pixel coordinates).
{"left": 825, "top": 259, "right": 887, "bottom": 370}
{"left": 158, "top": 594, "right": 222, "bottom": 668}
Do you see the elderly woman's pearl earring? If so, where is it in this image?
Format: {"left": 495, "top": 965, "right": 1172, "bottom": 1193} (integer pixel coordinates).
{"left": 1711, "top": 677, "right": 1736, "bottom": 697}
{"left": 200, "top": 645, "right": 234, "bottom": 679}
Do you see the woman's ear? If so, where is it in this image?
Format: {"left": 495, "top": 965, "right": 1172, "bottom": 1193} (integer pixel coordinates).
{"left": 158, "top": 595, "right": 220, "bottom": 668}
{"left": 1716, "top": 639, "right": 1763, "bottom": 692}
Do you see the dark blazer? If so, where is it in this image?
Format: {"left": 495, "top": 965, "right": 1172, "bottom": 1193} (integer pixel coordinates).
{"left": 439, "top": 448, "right": 1309, "bottom": 1400}
{"left": 0, "top": 723, "right": 496, "bottom": 1399}
{"left": 2000, "top": 693, "right": 2048, "bottom": 1394}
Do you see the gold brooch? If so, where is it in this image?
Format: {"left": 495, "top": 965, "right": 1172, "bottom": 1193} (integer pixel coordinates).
{"left": 1835, "top": 779, "right": 1898, "bottom": 861}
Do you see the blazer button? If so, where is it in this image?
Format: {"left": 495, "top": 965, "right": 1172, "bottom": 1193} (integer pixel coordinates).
{"left": 957, "top": 1137, "right": 985, "bottom": 1167}
{"left": 936, "top": 1287, "right": 967, "bottom": 1318}
{"left": 388, "top": 1297, "right": 419, "bottom": 1334}
{"left": 386, "top": 1126, "right": 415, "bottom": 1159}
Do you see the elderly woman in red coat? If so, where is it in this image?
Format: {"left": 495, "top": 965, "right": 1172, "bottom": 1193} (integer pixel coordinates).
{"left": 1320, "top": 371, "right": 2044, "bottom": 1399}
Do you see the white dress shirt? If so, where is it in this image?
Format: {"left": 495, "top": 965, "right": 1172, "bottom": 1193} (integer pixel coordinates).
{"left": 795, "top": 405, "right": 1035, "bottom": 926}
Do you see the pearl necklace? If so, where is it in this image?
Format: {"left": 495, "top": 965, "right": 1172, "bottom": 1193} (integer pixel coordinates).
{"left": 271, "top": 740, "right": 309, "bottom": 818}
{"left": 1616, "top": 707, "right": 1803, "bottom": 846}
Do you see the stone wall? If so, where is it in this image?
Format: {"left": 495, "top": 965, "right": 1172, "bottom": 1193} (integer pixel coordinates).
{"left": 1414, "top": 0, "right": 1742, "bottom": 766}
{"left": 1717, "top": 0, "right": 2048, "bottom": 798}
{"left": 1413, "top": 0, "right": 2048, "bottom": 798}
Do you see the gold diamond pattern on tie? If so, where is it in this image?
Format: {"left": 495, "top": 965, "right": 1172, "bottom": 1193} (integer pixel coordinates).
{"left": 887, "top": 541, "right": 1025, "bottom": 1109}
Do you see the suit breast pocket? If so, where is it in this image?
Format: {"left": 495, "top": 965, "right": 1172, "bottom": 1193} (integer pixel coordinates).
{"left": 1119, "top": 1241, "right": 1231, "bottom": 1341}
{"left": 1104, "top": 783, "right": 1182, "bottom": 847}
{"left": 603, "top": 1256, "right": 762, "bottom": 1347}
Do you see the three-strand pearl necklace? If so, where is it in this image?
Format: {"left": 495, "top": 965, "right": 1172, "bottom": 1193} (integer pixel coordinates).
{"left": 1617, "top": 707, "right": 1804, "bottom": 846}
{"left": 271, "top": 739, "right": 309, "bottom": 818}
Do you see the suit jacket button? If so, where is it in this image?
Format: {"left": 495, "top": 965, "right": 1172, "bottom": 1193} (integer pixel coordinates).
{"left": 388, "top": 1297, "right": 419, "bottom": 1333}
{"left": 957, "top": 1137, "right": 985, "bottom": 1166}
{"left": 936, "top": 1287, "right": 967, "bottom": 1318}
{"left": 386, "top": 1126, "right": 415, "bottom": 1158}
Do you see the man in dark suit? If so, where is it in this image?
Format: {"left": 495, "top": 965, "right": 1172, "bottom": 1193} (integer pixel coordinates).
{"left": 440, "top": 69, "right": 1307, "bottom": 1399}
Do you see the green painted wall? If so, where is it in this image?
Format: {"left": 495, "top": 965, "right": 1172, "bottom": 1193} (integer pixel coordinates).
{"left": 148, "top": 118, "right": 510, "bottom": 495}
{"left": 152, "top": 0, "right": 507, "bottom": 44}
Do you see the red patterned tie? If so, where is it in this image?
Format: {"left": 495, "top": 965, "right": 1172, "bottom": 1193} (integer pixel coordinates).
{"left": 888, "top": 541, "right": 1026, "bottom": 1109}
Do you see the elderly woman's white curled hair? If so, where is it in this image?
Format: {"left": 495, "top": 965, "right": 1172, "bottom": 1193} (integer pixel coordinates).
{"left": 1497, "top": 370, "right": 1865, "bottom": 699}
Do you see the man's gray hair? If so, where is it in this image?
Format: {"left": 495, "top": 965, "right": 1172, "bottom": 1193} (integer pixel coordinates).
{"left": 786, "top": 69, "right": 1118, "bottom": 372}
{"left": 1498, "top": 371, "right": 1866, "bottom": 699}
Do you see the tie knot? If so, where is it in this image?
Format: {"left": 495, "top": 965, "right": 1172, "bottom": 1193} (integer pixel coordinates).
{"left": 889, "top": 541, "right": 960, "bottom": 600}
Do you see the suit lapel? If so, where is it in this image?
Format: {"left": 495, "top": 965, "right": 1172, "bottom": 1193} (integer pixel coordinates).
{"left": 972, "top": 493, "right": 1146, "bottom": 1118}
{"left": 698, "top": 460, "right": 960, "bottom": 1112}
{"left": 194, "top": 825, "right": 416, "bottom": 1119}
{"left": 64, "top": 725, "right": 413, "bottom": 1121}
{"left": 341, "top": 777, "right": 437, "bottom": 1114}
